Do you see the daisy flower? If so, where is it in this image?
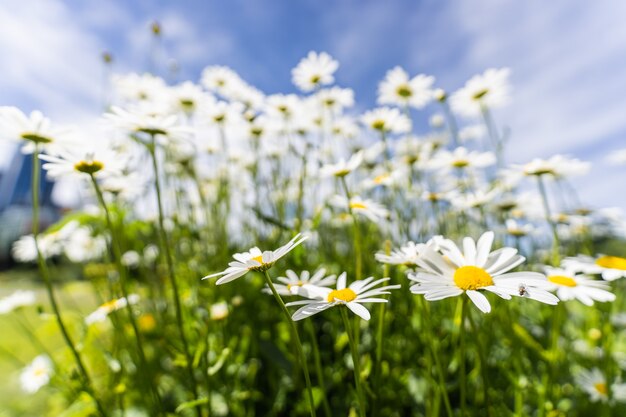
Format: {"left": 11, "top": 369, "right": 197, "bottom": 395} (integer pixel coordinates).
{"left": 39, "top": 143, "right": 125, "bottom": 180}
{"left": 314, "top": 87, "right": 355, "bottom": 113}
{"left": 292, "top": 51, "right": 339, "bottom": 92}
{"left": 105, "top": 106, "right": 192, "bottom": 142}
{"left": 518, "top": 155, "right": 590, "bottom": 179}
{"left": 377, "top": 66, "right": 435, "bottom": 109}
{"left": 85, "top": 294, "right": 140, "bottom": 325}
{"left": 543, "top": 266, "right": 615, "bottom": 306}
{"left": 409, "top": 231, "right": 559, "bottom": 313}
{"left": 505, "top": 219, "right": 535, "bottom": 238}
{"left": 20, "top": 355, "right": 53, "bottom": 394}
{"left": 0, "top": 107, "right": 76, "bottom": 154}
{"left": 263, "top": 268, "right": 337, "bottom": 297}
{"left": 577, "top": 368, "right": 626, "bottom": 403}
{"left": 330, "top": 195, "right": 390, "bottom": 223}
{"left": 0, "top": 290, "right": 36, "bottom": 314}
{"left": 111, "top": 73, "right": 167, "bottom": 103}
{"left": 202, "top": 234, "right": 308, "bottom": 285}
{"left": 200, "top": 65, "right": 243, "bottom": 95}
{"left": 450, "top": 68, "right": 511, "bottom": 118}
{"left": 286, "top": 272, "right": 400, "bottom": 321}
{"left": 319, "top": 151, "right": 363, "bottom": 178}
{"left": 361, "top": 107, "right": 411, "bottom": 134}
{"left": 563, "top": 255, "right": 626, "bottom": 281}
{"left": 375, "top": 242, "right": 426, "bottom": 268}
{"left": 428, "top": 146, "right": 496, "bottom": 171}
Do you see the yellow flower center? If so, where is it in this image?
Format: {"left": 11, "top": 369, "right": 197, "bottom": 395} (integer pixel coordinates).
{"left": 33, "top": 367, "right": 47, "bottom": 377}
{"left": 547, "top": 275, "right": 577, "bottom": 287}
{"left": 452, "top": 159, "right": 469, "bottom": 168}
{"left": 287, "top": 281, "right": 304, "bottom": 291}
{"left": 101, "top": 300, "right": 118, "bottom": 312}
{"left": 371, "top": 120, "right": 386, "bottom": 130}
{"left": 453, "top": 266, "right": 494, "bottom": 291}
{"left": 594, "top": 382, "right": 608, "bottom": 395}
{"left": 349, "top": 202, "right": 367, "bottom": 210}
{"left": 472, "top": 89, "right": 489, "bottom": 100}
{"left": 21, "top": 132, "right": 53, "bottom": 144}
{"left": 396, "top": 85, "right": 412, "bottom": 98}
{"left": 327, "top": 288, "right": 357, "bottom": 303}
{"left": 74, "top": 160, "right": 104, "bottom": 174}
{"left": 596, "top": 256, "right": 626, "bottom": 271}
{"left": 310, "top": 75, "right": 321, "bottom": 84}
{"left": 252, "top": 255, "right": 264, "bottom": 264}
{"left": 373, "top": 173, "right": 390, "bottom": 184}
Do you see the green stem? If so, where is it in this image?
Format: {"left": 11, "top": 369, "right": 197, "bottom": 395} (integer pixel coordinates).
{"left": 536, "top": 175, "right": 561, "bottom": 266}
{"left": 459, "top": 297, "right": 468, "bottom": 417}
{"left": 90, "top": 174, "right": 163, "bottom": 415}
{"left": 340, "top": 177, "right": 362, "bottom": 280}
{"left": 147, "top": 138, "right": 201, "bottom": 417}
{"left": 340, "top": 307, "right": 366, "bottom": 417}
{"left": 305, "top": 320, "right": 331, "bottom": 417}
{"left": 31, "top": 146, "right": 108, "bottom": 417}
{"left": 419, "top": 298, "right": 453, "bottom": 417}
{"left": 466, "top": 305, "right": 491, "bottom": 416}
{"left": 262, "top": 271, "right": 316, "bottom": 417}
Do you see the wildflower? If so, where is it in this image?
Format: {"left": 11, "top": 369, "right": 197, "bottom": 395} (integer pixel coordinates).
{"left": 111, "top": 73, "right": 167, "bottom": 103}
{"left": 577, "top": 368, "right": 626, "bottom": 403}
{"left": 518, "top": 155, "right": 590, "bottom": 178}
{"left": 20, "top": 355, "right": 53, "bottom": 394}
{"left": 0, "top": 107, "right": 76, "bottom": 154}
{"left": 210, "top": 301, "right": 230, "bottom": 321}
{"left": 292, "top": 51, "right": 339, "bottom": 92}
{"left": 409, "top": 231, "right": 559, "bottom": 313}
{"left": 286, "top": 272, "right": 400, "bottom": 321}
{"left": 263, "top": 269, "right": 337, "bottom": 297}
{"left": 505, "top": 219, "right": 535, "bottom": 237}
{"left": 200, "top": 65, "right": 243, "bottom": 95}
{"left": 319, "top": 151, "right": 363, "bottom": 177}
{"left": 450, "top": 68, "right": 511, "bottom": 117}
{"left": 377, "top": 67, "right": 435, "bottom": 109}
{"left": 563, "top": 255, "right": 626, "bottom": 281}
{"left": 0, "top": 290, "right": 36, "bottom": 314}
{"left": 361, "top": 107, "right": 411, "bottom": 134}
{"left": 202, "top": 234, "right": 308, "bottom": 285}
{"left": 543, "top": 266, "right": 615, "bottom": 306}
{"left": 105, "top": 106, "right": 191, "bottom": 142}
{"left": 428, "top": 146, "right": 496, "bottom": 171}
{"left": 375, "top": 242, "right": 426, "bottom": 268}
{"left": 85, "top": 295, "right": 140, "bottom": 325}
{"left": 39, "top": 144, "right": 125, "bottom": 180}
{"left": 330, "top": 195, "right": 390, "bottom": 223}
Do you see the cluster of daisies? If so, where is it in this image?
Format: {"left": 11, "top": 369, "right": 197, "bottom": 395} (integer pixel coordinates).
{"left": 0, "top": 47, "right": 625, "bottom": 412}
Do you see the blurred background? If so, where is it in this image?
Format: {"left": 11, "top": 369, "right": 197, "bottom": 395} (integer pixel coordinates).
{"left": 0, "top": 0, "right": 625, "bottom": 264}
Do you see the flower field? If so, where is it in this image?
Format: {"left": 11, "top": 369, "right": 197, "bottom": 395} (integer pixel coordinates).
{"left": 1, "top": 47, "right": 626, "bottom": 417}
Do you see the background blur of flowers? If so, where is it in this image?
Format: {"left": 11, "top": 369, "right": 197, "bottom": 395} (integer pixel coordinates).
{"left": 0, "top": 0, "right": 625, "bottom": 210}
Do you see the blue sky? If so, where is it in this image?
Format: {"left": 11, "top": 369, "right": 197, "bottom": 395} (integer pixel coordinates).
{"left": 1, "top": 0, "right": 625, "bottom": 210}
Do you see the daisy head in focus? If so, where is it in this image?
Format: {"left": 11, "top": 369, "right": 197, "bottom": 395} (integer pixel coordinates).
{"left": 286, "top": 272, "right": 400, "bottom": 321}
{"left": 409, "top": 231, "right": 559, "bottom": 313}
{"left": 292, "top": 51, "right": 339, "bottom": 92}
{"left": 0, "top": 107, "right": 76, "bottom": 154}
{"left": 563, "top": 254, "right": 626, "bottom": 281}
{"left": 263, "top": 268, "right": 337, "bottom": 297}
{"left": 20, "top": 355, "right": 53, "bottom": 394}
{"left": 203, "top": 234, "right": 308, "bottom": 285}
{"left": 577, "top": 368, "right": 626, "bottom": 403}
{"left": 542, "top": 266, "right": 615, "bottom": 306}
{"left": 377, "top": 66, "right": 435, "bottom": 109}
